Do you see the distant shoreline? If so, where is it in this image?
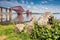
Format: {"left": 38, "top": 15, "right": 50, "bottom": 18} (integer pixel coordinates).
{"left": 3, "top": 12, "right": 60, "bottom": 14}
{"left": 23, "top": 13, "right": 60, "bottom": 14}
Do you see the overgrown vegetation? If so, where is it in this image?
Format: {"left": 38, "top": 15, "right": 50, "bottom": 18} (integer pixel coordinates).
{"left": 0, "top": 24, "right": 31, "bottom": 40}
{"left": 31, "top": 20, "right": 60, "bottom": 40}
{"left": 0, "top": 19, "right": 60, "bottom": 40}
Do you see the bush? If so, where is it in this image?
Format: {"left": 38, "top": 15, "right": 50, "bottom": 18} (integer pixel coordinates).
{"left": 0, "top": 20, "right": 60, "bottom": 40}
{"left": 30, "top": 20, "right": 60, "bottom": 40}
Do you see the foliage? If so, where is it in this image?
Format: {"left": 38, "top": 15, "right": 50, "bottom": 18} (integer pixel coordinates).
{"left": 0, "top": 20, "right": 60, "bottom": 40}
{"left": 31, "top": 20, "right": 60, "bottom": 40}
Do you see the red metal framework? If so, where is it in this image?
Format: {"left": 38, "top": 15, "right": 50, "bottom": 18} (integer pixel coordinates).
{"left": 11, "top": 6, "right": 25, "bottom": 15}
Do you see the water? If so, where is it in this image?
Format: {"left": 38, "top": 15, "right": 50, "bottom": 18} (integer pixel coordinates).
{"left": 1, "top": 13, "right": 60, "bottom": 22}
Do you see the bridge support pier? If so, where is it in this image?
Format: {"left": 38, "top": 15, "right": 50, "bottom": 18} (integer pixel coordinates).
{"left": 9, "top": 8, "right": 12, "bottom": 22}
{"left": 6, "top": 8, "right": 8, "bottom": 22}
{"left": 0, "top": 8, "right": 3, "bottom": 22}
{"left": 0, "top": 8, "right": 12, "bottom": 22}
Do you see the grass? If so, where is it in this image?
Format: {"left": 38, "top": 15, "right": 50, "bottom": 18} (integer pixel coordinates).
{"left": 0, "top": 24, "right": 31, "bottom": 40}
{"left": 0, "top": 19, "right": 60, "bottom": 40}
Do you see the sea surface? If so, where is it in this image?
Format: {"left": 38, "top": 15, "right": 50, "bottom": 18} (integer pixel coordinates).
{"left": 1, "top": 13, "right": 60, "bottom": 22}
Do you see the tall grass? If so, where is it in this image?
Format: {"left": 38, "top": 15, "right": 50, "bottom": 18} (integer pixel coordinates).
{"left": 0, "top": 24, "right": 31, "bottom": 40}
{"left": 0, "top": 19, "right": 60, "bottom": 40}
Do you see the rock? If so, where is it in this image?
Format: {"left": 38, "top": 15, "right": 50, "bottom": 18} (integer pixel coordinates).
{"left": 14, "top": 16, "right": 36, "bottom": 34}
{"left": 14, "top": 24, "right": 25, "bottom": 33}
{"left": 25, "top": 16, "right": 36, "bottom": 34}
{"left": 38, "top": 12, "right": 54, "bottom": 25}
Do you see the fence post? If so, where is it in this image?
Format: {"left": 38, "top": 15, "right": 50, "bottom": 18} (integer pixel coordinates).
{"left": 9, "top": 8, "right": 12, "bottom": 22}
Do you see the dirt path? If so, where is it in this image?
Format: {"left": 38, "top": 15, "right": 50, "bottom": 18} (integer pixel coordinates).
{"left": 0, "top": 35, "right": 7, "bottom": 40}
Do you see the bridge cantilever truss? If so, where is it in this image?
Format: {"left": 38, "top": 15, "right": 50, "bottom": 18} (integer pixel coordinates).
{"left": 0, "top": 6, "right": 31, "bottom": 22}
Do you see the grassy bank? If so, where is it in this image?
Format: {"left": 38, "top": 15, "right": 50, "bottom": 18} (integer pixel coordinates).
{"left": 0, "top": 24, "right": 31, "bottom": 40}
{"left": 0, "top": 20, "right": 60, "bottom": 40}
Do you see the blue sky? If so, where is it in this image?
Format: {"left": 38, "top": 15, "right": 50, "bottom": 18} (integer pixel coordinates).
{"left": 0, "top": 0, "right": 60, "bottom": 13}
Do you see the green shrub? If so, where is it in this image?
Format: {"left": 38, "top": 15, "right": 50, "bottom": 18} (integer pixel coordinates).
{"left": 0, "top": 20, "right": 60, "bottom": 40}
{"left": 30, "top": 20, "right": 60, "bottom": 40}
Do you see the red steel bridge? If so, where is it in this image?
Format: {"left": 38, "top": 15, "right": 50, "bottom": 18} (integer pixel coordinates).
{"left": 0, "top": 6, "right": 32, "bottom": 22}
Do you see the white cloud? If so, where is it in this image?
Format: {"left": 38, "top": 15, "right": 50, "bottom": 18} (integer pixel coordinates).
{"left": 26, "top": 1, "right": 29, "bottom": 4}
{"left": 44, "top": 7, "right": 48, "bottom": 10}
{"left": 0, "top": 1, "right": 20, "bottom": 8}
{"left": 27, "top": 5, "right": 31, "bottom": 8}
{"left": 0, "top": 0, "right": 60, "bottom": 13}
{"left": 41, "top": 1, "right": 45, "bottom": 4}
{"left": 44, "top": 1, "right": 48, "bottom": 3}
{"left": 21, "top": 0, "right": 25, "bottom": 4}
{"left": 33, "top": 6, "right": 38, "bottom": 9}
{"left": 30, "top": 2, "right": 34, "bottom": 5}
{"left": 48, "top": 0, "right": 54, "bottom": 1}
{"left": 41, "top": 1, "right": 48, "bottom": 4}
